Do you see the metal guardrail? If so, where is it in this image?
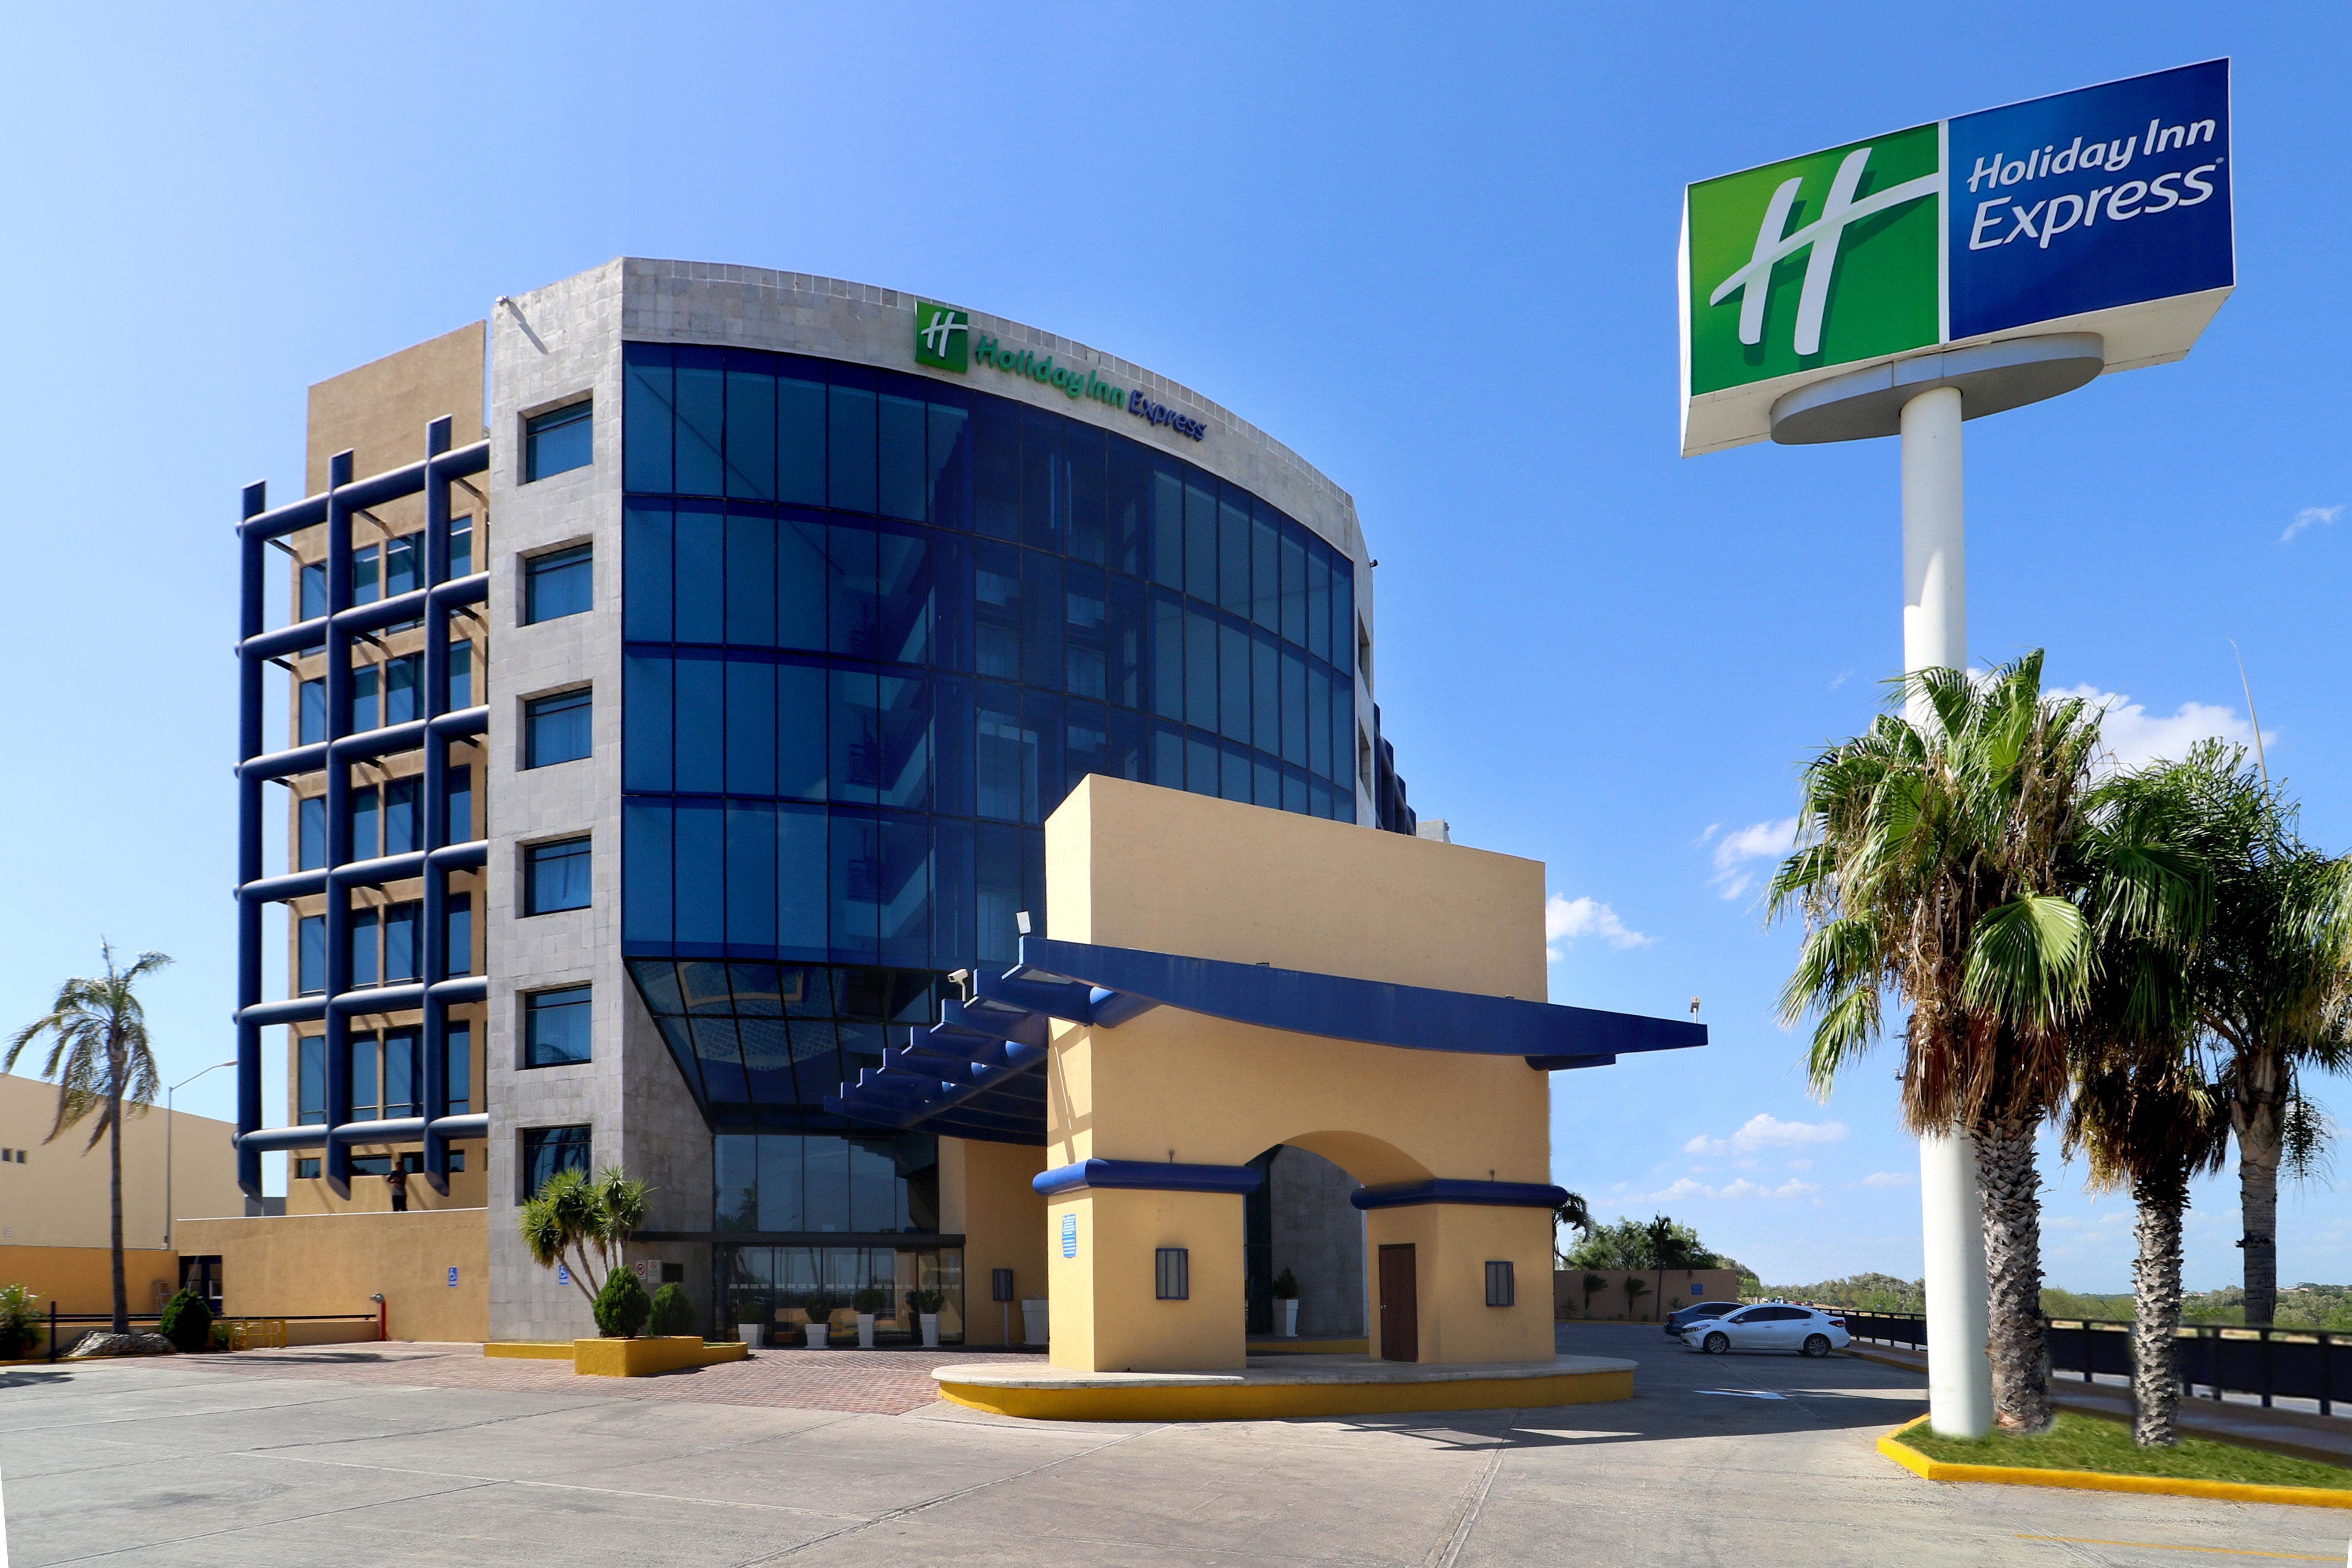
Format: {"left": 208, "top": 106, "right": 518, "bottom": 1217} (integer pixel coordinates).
{"left": 1807, "top": 1303, "right": 2347, "bottom": 1417}
{"left": 37, "top": 1305, "right": 380, "bottom": 1362}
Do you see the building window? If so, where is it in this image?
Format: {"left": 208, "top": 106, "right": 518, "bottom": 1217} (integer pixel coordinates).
{"left": 349, "top": 1031, "right": 378, "bottom": 1118}
{"left": 525, "top": 689, "right": 592, "bottom": 768}
{"left": 447, "top": 764, "right": 474, "bottom": 842}
{"left": 524, "top": 836, "right": 591, "bottom": 914}
{"left": 300, "top": 679, "right": 326, "bottom": 745}
{"left": 445, "top": 893, "right": 473, "bottom": 977}
{"left": 352, "top": 543, "right": 380, "bottom": 605}
{"left": 1156, "top": 1247, "right": 1190, "bottom": 1302}
{"left": 295, "top": 1157, "right": 320, "bottom": 1179}
{"left": 384, "top": 1027, "right": 419, "bottom": 1117}
{"left": 297, "top": 915, "right": 325, "bottom": 995}
{"left": 521, "top": 1124, "right": 592, "bottom": 1198}
{"left": 297, "top": 795, "right": 326, "bottom": 871}
{"left": 384, "top": 902, "right": 420, "bottom": 982}
{"left": 299, "top": 560, "right": 327, "bottom": 620}
{"left": 348, "top": 908, "right": 379, "bottom": 987}
{"left": 385, "top": 533, "right": 423, "bottom": 597}
{"left": 353, "top": 666, "right": 380, "bottom": 732}
{"left": 447, "top": 1022, "right": 472, "bottom": 1114}
{"left": 450, "top": 516, "right": 474, "bottom": 578}
{"left": 1485, "top": 1260, "right": 1515, "bottom": 1308}
{"left": 297, "top": 1035, "right": 325, "bottom": 1124}
{"left": 350, "top": 785, "right": 380, "bottom": 861}
{"left": 525, "top": 401, "right": 593, "bottom": 483}
{"left": 385, "top": 777, "right": 420, "bottom": 855}
{"left": 524, "top": 984, "right": 592, "bottom": 1067}
{"left": 447, "top": 641, "right": 474, "bottom": 710}
{"left": 525, "top": 544, "right": 593, "bottom": 623}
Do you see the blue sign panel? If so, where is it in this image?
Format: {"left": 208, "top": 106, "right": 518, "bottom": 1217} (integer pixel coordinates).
{"left": 447, "top": 1266, "right": 459, "bottom": 1288}
{"left": 1948, "top": 60, "right": 2232, "bottom": 341}
{"left": 1060, "top": 1213, "right": 1078, "bottom": 1259}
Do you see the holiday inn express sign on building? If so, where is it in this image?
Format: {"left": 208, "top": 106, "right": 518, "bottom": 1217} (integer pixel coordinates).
{"left": 1678, "top": 60, "right": 2233, "bottom": 456}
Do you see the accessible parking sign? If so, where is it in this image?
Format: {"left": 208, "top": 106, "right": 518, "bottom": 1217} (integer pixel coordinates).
{"left": 1680, "top": 61, "right": 2233, "bottom": 455}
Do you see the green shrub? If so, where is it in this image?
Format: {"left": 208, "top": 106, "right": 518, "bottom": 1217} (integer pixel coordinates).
{"left": 210, "top": 1320, "right": 234, "bottom": 1351}
{"left": 157, "top": 1288, "right": 212, "bottom": 1353}
{"left": 851, "top": 1287, "right": 889, "bottom": 1314}
{"left": 907, "top": 1288, "right": 945, "bottom": 1315}
{"left": 0, "top": 1283, "right": 39, "bottom": 1357}
{"left": 1271, "top": 1269, "right": 1299, "bottom": 1301}
{"left": 646, "top": 1282, "right": 695, "bottom": 1338}
{"left": 593, "top": 1268, "right": 651, "bottom": 1338}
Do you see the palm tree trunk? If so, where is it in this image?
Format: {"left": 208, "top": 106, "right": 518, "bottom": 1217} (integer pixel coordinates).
{"left": 2231, "top": 1046, "right": 2283, "bottom": 1328}
{"left": 1974, "top": 1112, "right": 2054, "bottom": 1432}
{"left": 2129, "top": 1164, "right": 2188, "bottom": 1447}
{"left": 108, "top": 1082, "right": 128, "bottom": 1335}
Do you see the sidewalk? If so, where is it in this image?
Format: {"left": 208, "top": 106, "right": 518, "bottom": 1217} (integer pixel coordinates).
{"left": 1844, "top": 1341, "right": 2352, "bottom": 1468}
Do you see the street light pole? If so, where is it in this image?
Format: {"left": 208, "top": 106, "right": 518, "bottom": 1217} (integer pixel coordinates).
{"left": 166, "top": 1061, "right": 239, "bottom": 1253}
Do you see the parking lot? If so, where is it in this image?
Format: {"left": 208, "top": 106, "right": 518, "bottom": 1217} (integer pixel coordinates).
{"left": 3, "top": 1323, "right": 2342, "bottom": 1566}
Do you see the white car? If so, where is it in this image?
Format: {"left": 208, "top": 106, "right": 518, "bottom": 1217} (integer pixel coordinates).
{"left": 1677, "top": 1302, "right": 1850, "bottom": 1357}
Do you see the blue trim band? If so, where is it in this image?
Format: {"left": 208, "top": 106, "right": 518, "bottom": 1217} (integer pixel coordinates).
{"left": 1349, "top": 1179, "right": 1569, "bottom": 1211}
{"left": 1033, "top": 1158, "right": 1265, "bottom": 1199}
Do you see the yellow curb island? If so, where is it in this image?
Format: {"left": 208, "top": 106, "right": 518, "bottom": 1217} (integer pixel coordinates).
{"left": 937, "top": 1366, "right": 1634, "bottom": 1422}
{"left": 484, "top": 1338, "right": 749, "bottom": 1377}
{"left": 1876, "top": 1415, "right": 2352, "bottom": 1512}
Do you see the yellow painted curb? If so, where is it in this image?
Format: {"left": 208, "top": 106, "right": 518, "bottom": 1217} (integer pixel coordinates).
{"left": 573, "top": 1337, "right": 749, "bottom": 1377}
{"left": 1877, "top": 1415, "right": 2352, "bottom": 1511}
{"left": 484, "top": 1341, "right": 576, "bottom": 1361}
{"left": 937, "top": 1367, "right": 1634, "bottom": 1422}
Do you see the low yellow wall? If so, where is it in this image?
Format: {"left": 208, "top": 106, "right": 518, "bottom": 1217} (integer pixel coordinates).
{"left": 1048, "top": 1189, "right": 1247, "bottom": 1372}
{"left": 176, "top": 1208, "right": 488, "bottom": 1342}
{"left": 0, "top": 1245, "right": 181, "bottom": 1318}
{"left": 1369, "top": 1205, "right": 1554, "bottom": 1364}
{"left": 1554, "top": 1268, "right": 1741, "bottom": 1322}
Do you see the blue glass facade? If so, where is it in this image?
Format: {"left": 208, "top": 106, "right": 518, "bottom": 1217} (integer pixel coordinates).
{"left": 619, "top": 343, "right": 1371, "bottom": 1128}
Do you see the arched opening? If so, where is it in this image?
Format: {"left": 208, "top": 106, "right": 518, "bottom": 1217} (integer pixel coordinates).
{"left": 1239, "top": 1131, "right": 1428, "bottom": 1339}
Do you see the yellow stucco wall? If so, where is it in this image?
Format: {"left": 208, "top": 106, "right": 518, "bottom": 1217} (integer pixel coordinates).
{"left": 0, "top": 1246, "right": 182, "bottom": 1318}
{"left": 1036, "top": 778, "right": 1558, "bottom": 1370}
{"left": 1046, "top": 1190, "right": 1249, "bottom": 1372}
{"left": 940, "top": 1137, "right": 1048, "bottom": 1346}
{"left": 284, "top": 1142, "right": 490, "bottom": 1215}
{"left": 175, "top": 1208, "right": 488, "bottom": 1342}
{"left": 0, "top": 1072, "right": 246, "bottom": 1253}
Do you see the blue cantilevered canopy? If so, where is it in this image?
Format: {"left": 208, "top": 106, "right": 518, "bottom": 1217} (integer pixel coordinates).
{"left": 824, "top": 936, "right": 1706, "bottom": 1145}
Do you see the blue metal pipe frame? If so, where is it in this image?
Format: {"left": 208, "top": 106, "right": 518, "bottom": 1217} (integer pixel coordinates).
{"left": 233, "top": 423, "right": 490, "bottom": 1198}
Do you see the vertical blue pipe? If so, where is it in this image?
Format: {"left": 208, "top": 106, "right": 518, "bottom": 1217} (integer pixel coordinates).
{"left": 420, "top": 417, "right": 453, "bottom": 1188}
{"left": 235, "top": 481, "right": 267, "bottom": 1197}
{"left": 322, "top": 450, "right": 355, "bottom": 1194}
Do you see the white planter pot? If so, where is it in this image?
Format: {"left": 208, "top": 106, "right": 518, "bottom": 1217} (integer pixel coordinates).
{"left": 805, "top": 1322, "right": 829, "bottom": 1348}
{"left": 1278, "top": 1299, "right": 1299, "bottom": 1337}
{"left": 736, "top": 1323, "right": 764, "bottom": 1349}
{"left": 1021, "top": 1298, "right": 1050, "bottom": 1347}
{"left": 857, "top": 1314, "right": 877, "bottom": 1349}
{"left": 920, "top": 1313, "right": 940, "bottom": 1349}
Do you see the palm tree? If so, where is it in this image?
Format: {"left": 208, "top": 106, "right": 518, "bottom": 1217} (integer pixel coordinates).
{"left": 517, "top": 1164, "right": 649, "bottom": 1309}
{"left": 1553, "top": 1190, "right": 1593, "bottom": 1268}
{"left": 1581, "top": 1272, "right": 1607, "bottom": 1319}
{"left": 2163, "top": 745, "right": 2352, "bottom": 1327}
{"left": 1620, "top": 1275, "right": 1649, "bottom": 1322}
{"left": 1772, "top": 654, "right": 2102, "bottom": 1433}
{"left": 2064, "top": 757, "right": 2231, "bottom": 1446}
{"left": 6, "top": 944, "right": 172, "bottom": 1335}
{"left": 1645, "top": 1213, "right": 1707, "bottom": 1319}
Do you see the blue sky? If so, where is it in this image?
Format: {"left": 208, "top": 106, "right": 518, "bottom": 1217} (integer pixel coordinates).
{"left": 1, "top": 4, "right": 2343, "bottom": 1289}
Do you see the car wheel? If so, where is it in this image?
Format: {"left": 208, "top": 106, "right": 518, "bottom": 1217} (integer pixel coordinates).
{"left": 1802, "top": 1334, "right": 1830, "bottom": 1358}
{"left": 1703, "top": 1332, "right": 1729, "bottom": 1355}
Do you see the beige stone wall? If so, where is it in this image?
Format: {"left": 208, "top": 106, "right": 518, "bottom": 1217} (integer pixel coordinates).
{"left": 0, "top": 1072, "right": 244, "bottom": 1251}
{"left": 1553, "top": 1268, "right": 1742, "bottom": 1323}
{"left": 176, "top": 1207, "right": 489, "bottom": 1342}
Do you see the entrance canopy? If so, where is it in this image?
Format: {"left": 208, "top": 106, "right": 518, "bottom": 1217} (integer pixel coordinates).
{"left": 826, "top": 935, "right": 1706, "bottom": 1144}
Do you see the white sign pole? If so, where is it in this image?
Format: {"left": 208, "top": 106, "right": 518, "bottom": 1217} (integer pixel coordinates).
{"left": 1899, "top": 384, "right": 1995, "bottom": 1439}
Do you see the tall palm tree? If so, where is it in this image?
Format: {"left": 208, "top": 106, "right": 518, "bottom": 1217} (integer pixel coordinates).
{"left": 1772, "top": 654, "right": 2101, "bottom": 1433}
{"left": 1552, "top": 1190, "right": 1593, "bottom": 1268}
{"left": 2166, "top": 744, "right": 2352, "bottom": 1327}
{"left": 6, "top": 944, "right": 172, "bottom": 1334}
{"left": 2065, "top": 757, "right": 2230, "bottom": 1446}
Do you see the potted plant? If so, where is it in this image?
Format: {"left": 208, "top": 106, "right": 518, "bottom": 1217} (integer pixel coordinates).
{"left": 735, "top": 1299, "right": 768, "bottom": 1348}
{"left": 802, "top": 1291, "right": 833, "bottom": 1348}
{"left": 1271, "top": 1269, "right": 1301, "bottom": 1337}
{"left": 852, "top": 1287, "right": 888, "bottom": 1348}
{"left": 908, "top": 1288, "right": 945, "bottom": 1348}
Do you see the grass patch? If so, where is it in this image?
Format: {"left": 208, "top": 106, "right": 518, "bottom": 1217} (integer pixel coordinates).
{"left": 1903, "top": 1411, "right": 2352, "bottom": 1491}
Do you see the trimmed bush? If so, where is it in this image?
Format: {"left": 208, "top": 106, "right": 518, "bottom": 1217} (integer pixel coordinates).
{"left": 907, "top": 1288, "right": 945, "bottom": 1315}
{"left": 851, "top": 1287, "right": 888, "bottom": 1315}
{"left": 1272, "top": 1269, "right": 1299, "bottom": 1301}
{"left": 158, "top": 1288, "right": 212, "bottom": 1353}
{"left": 0, "top": 1283, "right": 40, "bottom": 1358}
{"left": 593, "top": 1268, "right": 651, "bottom": 1338}
{"left": 646, "top": 1282, "right": 695, "bottom": 1338}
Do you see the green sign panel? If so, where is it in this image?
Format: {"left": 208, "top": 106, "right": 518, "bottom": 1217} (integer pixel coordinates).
{"left": 913, "top": 300, "right": 969, "bottom": 372}
{"left": 1684, "top": 122, "right": 1943, "bottom": 397}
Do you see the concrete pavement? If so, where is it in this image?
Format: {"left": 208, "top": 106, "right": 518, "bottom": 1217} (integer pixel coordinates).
{"left": 1, "top": 1322, "right": 2343, "bottom": 1566}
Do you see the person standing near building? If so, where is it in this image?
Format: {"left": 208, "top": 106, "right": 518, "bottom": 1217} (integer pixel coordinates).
{"left": 386, "top": 1159, "right": 408, "bottom": 1213}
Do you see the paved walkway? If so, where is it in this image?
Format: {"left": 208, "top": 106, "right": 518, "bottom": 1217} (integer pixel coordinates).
{"left": 166, "top": 1340, "right": 1049, "bottom": 1416}
{"left": 1844, "top": 1339, "right": 2352, "bottom": 1466}
{"left": 5, "top": 1323, "right": 2345, "bottom": 1567}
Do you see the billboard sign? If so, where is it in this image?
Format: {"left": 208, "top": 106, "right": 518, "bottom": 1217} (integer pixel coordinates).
{"left": 1680, "top": 61, "right": 2233, "bottom": 456}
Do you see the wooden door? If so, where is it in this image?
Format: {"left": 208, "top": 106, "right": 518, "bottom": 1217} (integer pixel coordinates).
{"left": 1378, "top": 1244, "right": 1418, "bottom": 1363}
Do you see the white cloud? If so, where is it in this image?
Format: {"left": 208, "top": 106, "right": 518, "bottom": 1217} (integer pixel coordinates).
{"left": 2049, "top": 683, "right": 2265, "bottom": 772}
{"left": 2282, "top": 504, "right": 2342, "bottom": 543}
{"left": 1786, "top": 1158, "right": 1813, "bottom": 1170}
{"left": 1856, "top": 1170, "right": 1916, "bottom": 1189}
{"left": 1709, "top": 817, "right": 1798, "bottom": 900}
{"left": 1642, "top": 1175, "right": 1818, "bottom": 1202}
{"left": 1545, "top": 894, "right": 1652, "bottom": 959}
{"left": 1683, "top": 1113, "right": 1847, "bottom": 1157}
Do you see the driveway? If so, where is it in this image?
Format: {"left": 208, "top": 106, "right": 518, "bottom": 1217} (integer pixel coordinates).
{"left": 0, "top": 1322, "right": 2339, "bottom": 1566}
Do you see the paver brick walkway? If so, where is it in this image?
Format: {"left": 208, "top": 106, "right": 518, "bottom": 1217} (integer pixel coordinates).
{"left": 171, "top": 1341, "right": 1046, "bottom": 1415}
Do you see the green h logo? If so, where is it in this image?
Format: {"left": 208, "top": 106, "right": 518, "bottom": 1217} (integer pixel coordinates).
{"left": 1685, "top": 125, "right": 1943, "bottom": 395}
{"left": 914, "top": 301, "right": 970, "bottom": 372}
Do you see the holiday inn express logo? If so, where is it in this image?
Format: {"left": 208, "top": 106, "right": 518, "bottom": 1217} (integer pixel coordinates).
{"left": 914, "top": 300, "right": 969, "bottom": 372}
{"left": 1684, "top": 123, "right": 1944, "bottom": 396}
